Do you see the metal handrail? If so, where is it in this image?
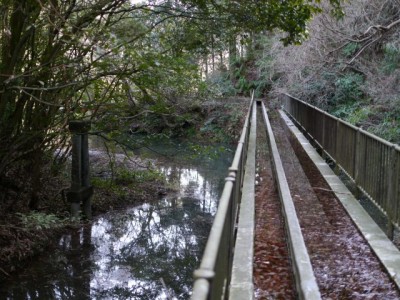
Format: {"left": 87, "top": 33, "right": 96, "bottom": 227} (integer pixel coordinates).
{"left": 191, "top": 91, "right": 255, "bottom": 300}
{"left": 281, "top": 93, "right": 400, "bottom": 238}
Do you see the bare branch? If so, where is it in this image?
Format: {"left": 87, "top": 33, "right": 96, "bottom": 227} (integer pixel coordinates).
{"left": 341, "top": 18, "right": 400, "bottom": 64}
{"left": 18, "top": 88, "right": 63, "bottom": 107}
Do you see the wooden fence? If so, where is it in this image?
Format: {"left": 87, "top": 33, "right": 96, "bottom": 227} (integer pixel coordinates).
{"left": 281, "top": 93, "right": 400, "bottom": 238}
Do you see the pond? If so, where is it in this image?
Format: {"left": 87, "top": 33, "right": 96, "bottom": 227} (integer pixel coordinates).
{"left": 0, "top": 140, "right": 233, "bottom": 300}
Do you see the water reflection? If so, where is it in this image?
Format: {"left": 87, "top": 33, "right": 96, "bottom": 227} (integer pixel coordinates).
{"left": 0, "top": 146, "right": 231, "bottom": 300}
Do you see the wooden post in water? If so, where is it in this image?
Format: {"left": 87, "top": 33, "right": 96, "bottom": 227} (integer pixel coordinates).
{"left": 67, "top": 120, "right": 93, "bottom": 219}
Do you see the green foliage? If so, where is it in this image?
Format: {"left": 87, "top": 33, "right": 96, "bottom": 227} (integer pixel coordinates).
{"left": 0, "top": 0, "right": 346, "bottom": 211}
{"left": 253, "top": 79, "right": 271, "bottom": 98}
{"left": 342, "top": 43, "right": 360, "bottom": 57}
{"left": 332, "top": 73, "right": 364, "bottom": 105}
{"left": 331, "top": 102, "right": 400, "bottom": 144}
{"left": 305, "top": 80, "right": 328, "bottom": 96}
{"left": 115, "top": 169, "right": 164, "bottom": 185}
{"left": 208, "top": 74, "right": 236, "bottom": 96}
{"left": 381, "top": 44, "right": 400, "bottom": 74}
{"left": 223, "top": 57, "right": 257, "bottom": 95}
{"left": 346, "top": 106, "right": 371, "bottom": 125}
{"left": 92, "top": 166, "right": 165, "bottom": 203}
{"left": 17, "top": 212, "right": 65, "bottom": 230}
{"left": 187, "top": 144, "right": 231, "bottom": 160}
{"left": 331, "top": 101, "right": 370, "bottom": 123}
{"left": 236, "top": 76, "right": 251, "bottom": 94}
{"left": 209, "top": 0, "right": 344, "bottom": 45}
{"left": 370, "top": 119, "right": 400, "bottom": 144}
{"left": 330, "top": 101, "right": 351, "bottom": 117}
{"left": 253, "top": 38, "right": 275, "bottom": 96}
{"left": 92, "top": 168, "right": 164, "bottom": 188}
{"left": 199, "top": 102, "right": 244, "bottom": 142}
{"left": 368, "top": 105, "right": 400, "bottom": 144}
{"left": 92, "top": 177, "right": 129, "bottom": 198}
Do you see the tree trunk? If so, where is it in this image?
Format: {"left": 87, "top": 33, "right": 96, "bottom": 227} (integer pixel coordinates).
{"left": 211, "top": 34, "right": 215, "bottom": 72}
{"left": 204, "top": 55, "right": 208, "bottom": 78}
{"left": 28, "top": 147, "right": 43, "bottom": 210}
{"left": 229, "top": 34, "right": 237, "bottom": 81}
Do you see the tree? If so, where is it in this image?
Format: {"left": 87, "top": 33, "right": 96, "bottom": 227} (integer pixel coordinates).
{"left": 0, "top": 1, "right": 138, "bottom": 209}
{"left": 265, "top": 0, "right": 400, "bottom": 142}
{"left": 0, "top": 0, "right": 344, "bottom": 211}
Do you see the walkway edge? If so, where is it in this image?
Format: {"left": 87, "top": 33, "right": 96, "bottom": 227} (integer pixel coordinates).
{"left": 279, "top": 109, "right": 400, "bottom": 290}
{"left": 263, "top": 104, "right": 321, "bottom": 300}
{"left": 230, "top": 100, "right": 257, "bottom": 299}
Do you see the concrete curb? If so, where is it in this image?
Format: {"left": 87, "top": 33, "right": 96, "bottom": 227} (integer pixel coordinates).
{"left": 263, "top": 104, "right": 321, "bottom": 300}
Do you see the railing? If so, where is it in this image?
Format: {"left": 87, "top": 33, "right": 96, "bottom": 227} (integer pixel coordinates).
{"left": 191, "top": 93, "right": 255, "bottom": 300}
{"left": 281, "top": 93, "right": 400, "bottom": 238}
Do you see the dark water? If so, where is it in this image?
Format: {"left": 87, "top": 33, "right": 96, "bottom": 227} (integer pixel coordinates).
{"left": 0, "top": 141, "right": 233, "bottom": 300}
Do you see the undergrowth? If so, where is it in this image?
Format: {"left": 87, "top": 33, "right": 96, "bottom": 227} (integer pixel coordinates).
{"left": 17, "top": 212, "right": 67, "bottom": 230}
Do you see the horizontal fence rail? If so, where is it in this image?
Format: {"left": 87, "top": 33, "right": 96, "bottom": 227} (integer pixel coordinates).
{"left": 281, "top": 93, "right": 400, "bottom": 237}
{"left": 191, "top": 93, "right": 255, "bottom": 300}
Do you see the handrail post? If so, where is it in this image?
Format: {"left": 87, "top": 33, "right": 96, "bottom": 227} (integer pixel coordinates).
{"left": 322, "top": 111, "right": 326, "bottom": 154}
{"left": 354, "top": 129, "right": 362, "bottom": 199}
{"left": 229, "top": 167, "right": 240, "bottom": 224}
{"left": 226, "top": 171, "right": 237, "bottom": 296}
{"left": 387, "top": 145, "right": 398, "bottom": 240}
{"left": 334, "top": 119, "right": 340, "bottom": 174}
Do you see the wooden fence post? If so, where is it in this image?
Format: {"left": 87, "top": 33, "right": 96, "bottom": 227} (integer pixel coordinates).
{"left": 334, "top": 119, "right": 340, "bottom": 174}
{"left": 67, "top": 120, "right": 93, "bottom": 220}
{"left": 387, "top": 145, "right": 398, "bottom": 240}
{"left": 353, "top": 129, "right": 362, "bottom": 199}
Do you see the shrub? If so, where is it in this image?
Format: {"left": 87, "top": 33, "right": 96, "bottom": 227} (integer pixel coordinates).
{"left": 17, "top": 212, "right": 65, "bottom": 230}
{"left": 206, "top": 72, "right": 236, "bottom": 96}
{"left": 331, "top": 73, "right": 364, "bottom": 105}
{"left": 381, "top": 44, "right": 400, "bottom": 74}
{"left": 369, "top": 118, "right": 400, "bottom": 144}
{"left": 342, "top": 42, "right": 360, "bottom": 57}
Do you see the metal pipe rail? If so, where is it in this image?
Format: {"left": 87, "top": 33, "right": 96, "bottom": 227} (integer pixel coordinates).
{"left": 191, "top": 92, "right": 255, "bottom": 300}
{"left": 229, "top": 97, "right": 257, "bottom": 299}
{"left": 281, "top": 93, "right": 400, "bottom": 238}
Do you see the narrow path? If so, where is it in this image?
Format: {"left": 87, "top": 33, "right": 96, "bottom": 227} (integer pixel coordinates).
{"left": 194, "top": 98, "right": 400, "bottom": 299}
{"left": 265, "top": 107, "right": 400, "bottom": 299}
{"left": 253, "top": 107, "right": 296, "bottom": 299}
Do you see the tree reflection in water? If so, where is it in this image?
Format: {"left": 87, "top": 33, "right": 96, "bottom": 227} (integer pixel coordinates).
{"left": 0, "top": 156, "right": 230, "bottom": 300}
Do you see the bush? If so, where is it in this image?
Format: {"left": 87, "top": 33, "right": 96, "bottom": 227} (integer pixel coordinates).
{"left": 342, "top": 42, "right": 360, "bottom": 57}
{"left": 206, "top": 72, "right": 236, "bottom": 96}
{"left": 346, "top": 106, "right": 371, "bottom": 126}
{"left": 17, "top": 212, "right": 66, "bottom": 230}
{"left": 369, "top": 118, "right": 400, "bottom": 144}
{"left": 331, "top": 73, "right": 364, "bottom": 105}
{"left": 115, "top": 169, "right": 164, "bottom": 185}
{"left": 331, "top": 102, "right": 360, "bottom": 119}
{"left": 381, "top": 44, "right": 400, "bottom": 74}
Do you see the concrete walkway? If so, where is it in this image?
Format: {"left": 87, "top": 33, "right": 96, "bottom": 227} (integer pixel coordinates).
{"left": 280, "top": 109, "right": 400, "bottom": 290}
